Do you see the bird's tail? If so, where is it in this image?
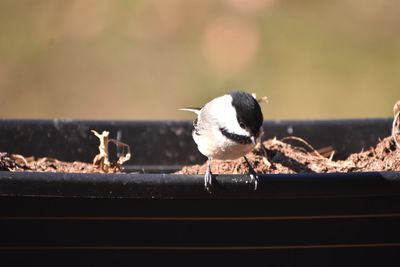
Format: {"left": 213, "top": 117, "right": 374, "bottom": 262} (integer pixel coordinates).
{"left": 179, "top": 107, "right": 201, "bottom": 115}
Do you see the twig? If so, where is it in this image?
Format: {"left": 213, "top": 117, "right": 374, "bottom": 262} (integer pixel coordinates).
{"left": 329, "top": 150, "right": 335, "bottom": 161}
{"left": 0, "top": 152, "right": 29, "bottom": 171}
{"left": 257, "top": 96, "right": 269, "bottom": 104}
{"left": 280, "top": 136, "right": 324, "bottom": 158}
{"left": 91, "top": 130, "right": 131, "bottom": 172}
{"left": 392, "top": 100, "right": 400, "bottom": 149}
{"left": 108, "top": 138, "right": 131, "bottom": 165}
{"left": 257, "top": 142, "right": 272, "bottom": 168}
{"left": 250, "top": 93, "right": 269, "bottom": 104}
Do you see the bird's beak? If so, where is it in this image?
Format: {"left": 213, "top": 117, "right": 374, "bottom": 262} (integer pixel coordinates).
{"left": 250, "top": 136, "right": 256, "bottom": 145}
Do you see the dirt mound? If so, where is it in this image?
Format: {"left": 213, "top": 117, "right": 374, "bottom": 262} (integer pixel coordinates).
{"left": 1, "top": 136, "right": 399, "bottom": 175}
{"left": 177, "top": 136, "right": 400, "bottom": 175}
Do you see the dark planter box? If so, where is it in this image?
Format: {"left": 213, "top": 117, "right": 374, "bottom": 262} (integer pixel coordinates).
{"left": 1, "top": 119, "right": 400, "bottom": 265}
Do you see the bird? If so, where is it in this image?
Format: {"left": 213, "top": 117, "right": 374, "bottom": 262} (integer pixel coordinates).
{"left": 181, "top": 91, "right": 264, "bottom": 193}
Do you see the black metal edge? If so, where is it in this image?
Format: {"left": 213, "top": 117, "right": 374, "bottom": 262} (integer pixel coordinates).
{"left": 0, "top": 117, "right": 393, "bottom": 138}
{"left": 0, "top": 119, "right": 203, "bottom": 165}
{"left": 0, "top": 118, "right": 394, "bottom": 165}
{"left": 1, "top": 171, "right": 400, "bottom": 199}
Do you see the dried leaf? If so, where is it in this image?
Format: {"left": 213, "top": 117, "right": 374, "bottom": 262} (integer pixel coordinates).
{"left": 91, "top": 130, "right": 131, "bottom": 172}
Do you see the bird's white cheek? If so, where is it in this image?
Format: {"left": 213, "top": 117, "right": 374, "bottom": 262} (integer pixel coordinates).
{"left": 210, "top": 96, "right": 250, "bottom": 137}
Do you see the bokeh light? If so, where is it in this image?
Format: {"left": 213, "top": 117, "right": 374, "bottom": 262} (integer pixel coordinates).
{"left": 203, "top": 15, "right": 259, "bottom": 77}
{"left": 222, "top": 0, "right": 275, "bottom": 14}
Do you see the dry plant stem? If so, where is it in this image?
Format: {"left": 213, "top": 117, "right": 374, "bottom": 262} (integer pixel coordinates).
{"left": 108, "top": 139, "right": 131, "bottom": 165}
{"left": 315, "top": 146, "right": 335, "bottom": 158}
{"left": 11, "top": 154, "right": 28, "bottom": 166}
{"left": 256, "top": 142, "right": 272, "bottom": 168}
{"left": 0, "top": 152, "right": 28, "bottom": 171}
{"left": 329, "top": 151, "right": 335, "bottom": 161}
{"left": 392, "top": 111, "right": 400, "bottom": 149}
{"left": 394, "top": 100, "right": 400, "bottom": 115}
{"left": 92, "top": 130, "right": 111, "bottom": 172}
{"left": 257, "top": 96, "right": 269, "bottom": 104}
{"left": 280, "top": 136, "right": 324, "bottom": 158}
{"left": 91, "top": 130, "right": 132, "bottom": 172}
{"left": 250, "top": 93, "right": 268, "bottom": 104}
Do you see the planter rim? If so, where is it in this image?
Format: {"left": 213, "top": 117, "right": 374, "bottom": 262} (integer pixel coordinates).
{"left": 1, "top": 171, "right": 400, "bottom": 199}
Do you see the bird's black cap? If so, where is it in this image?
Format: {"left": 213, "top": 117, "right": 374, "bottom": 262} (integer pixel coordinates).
{"left": 230, "top": 91, "right": 263, "bottom": 136}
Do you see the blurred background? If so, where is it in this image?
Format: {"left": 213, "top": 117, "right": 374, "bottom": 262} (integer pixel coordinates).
{"left": 0, "top": 0, "right": 399, "bottom": 120}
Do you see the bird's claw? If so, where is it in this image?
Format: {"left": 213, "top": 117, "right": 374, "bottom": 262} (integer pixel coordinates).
{"left": 244, "top": 156, "right": 259, "bottom": 191}
{"left": 249, "top": 173, "right": 259, "bottom": 191}
{"left": 204, "top": 164, "right": 214, "bottom": 193}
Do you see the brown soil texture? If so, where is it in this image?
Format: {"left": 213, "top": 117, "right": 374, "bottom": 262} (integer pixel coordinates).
{"left": 176, "top": 136, "right": 400, "bottom": 175}
{"left": 0, "top": 153, "right": 121, "bottom": 173}
{"left": 1, "top": 136, "right": 400, "bottom": 174}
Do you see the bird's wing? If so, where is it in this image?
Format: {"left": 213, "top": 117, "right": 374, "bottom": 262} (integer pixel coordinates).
{"left": 193, "top": 102, "right": 217, "bottom": 136}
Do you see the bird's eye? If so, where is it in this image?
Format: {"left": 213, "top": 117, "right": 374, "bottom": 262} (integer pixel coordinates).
{"left": 239, "top": 122, "right": 245, "bottom": 128}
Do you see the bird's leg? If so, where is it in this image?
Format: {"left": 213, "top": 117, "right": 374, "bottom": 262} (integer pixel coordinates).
{"left": 243, "top": 156, "right": 259, "bottom": 190}
{"left": 204, "top": 158, "right": 213, "bottom": 193}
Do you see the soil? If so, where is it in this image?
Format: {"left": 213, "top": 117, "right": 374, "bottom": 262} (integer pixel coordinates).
{"left": 176, "top": 136, "right": 400, "bottom": 175}
{"left": 0, "top": 153, "right": 121, "bottom": 173}
{"left": 1, "top": 135, "right": 399, "bottom": 175}
{"left": 0, "top": 129, "right": 128, "bottom": 174}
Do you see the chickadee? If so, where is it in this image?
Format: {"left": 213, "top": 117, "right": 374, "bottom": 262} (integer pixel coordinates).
{"left": 181, "top": 91, "right": 264, "bottom": 193}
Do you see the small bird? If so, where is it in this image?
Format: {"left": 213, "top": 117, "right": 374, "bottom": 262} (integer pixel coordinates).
{"left": 181, "top": 91, "right": 264, "bottom": 193}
